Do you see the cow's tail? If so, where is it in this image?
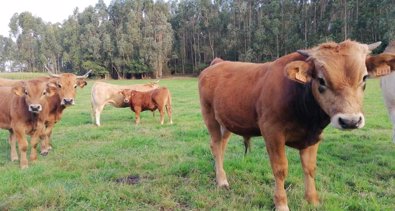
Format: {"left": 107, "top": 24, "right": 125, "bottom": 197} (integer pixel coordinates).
{"left": 210, "top": 57, "right": 224, "bottom": 66}
{"left": 166, "top": 88, "right": 173, "bottom": 124}
{"left": 243, "top": 136, "right": 251, "bottom": 155}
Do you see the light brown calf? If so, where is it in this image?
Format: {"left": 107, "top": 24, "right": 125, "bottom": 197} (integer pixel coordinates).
{"left": 91, "top": 81, "right": 159, "bottom": 126}
{"left": 0, "top": 80, "right": 56, "bottom": 168}
{"left": 120, "top": 87, "right": 172, "bottom": 125}
{"left": 198, "top": 40, "right": 395, "bottom": 210}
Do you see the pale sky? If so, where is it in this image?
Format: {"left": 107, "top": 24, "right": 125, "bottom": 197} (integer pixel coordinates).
{"left": 0, "top": 0, "right": 112, "bottom": 37}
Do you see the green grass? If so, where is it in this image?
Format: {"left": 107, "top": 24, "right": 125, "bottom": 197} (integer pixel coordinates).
{"left": 0, "top": 77, "right": 394, "bottom": 211}
{"left": 0, "top": 72, "right": 47, "bottom": 79}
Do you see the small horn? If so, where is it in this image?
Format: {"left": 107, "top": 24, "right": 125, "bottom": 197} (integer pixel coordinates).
{"left": 77, "top": 69, "right": 92, "bottom": 79}
{"left": 368, "top": 41, "right": 382, "bottom": 51}
{"left": 45, "top": 65, "right": 61, "bottom": 78}
{"left": 297, "top": 50, "right": 310, "bottom": 57}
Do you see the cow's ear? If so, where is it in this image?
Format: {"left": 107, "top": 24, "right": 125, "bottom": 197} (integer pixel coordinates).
{"left": 366, "top": 53, "right": 395, "bottom": 77}
{"left": 77, "top": 79, "right": 88, "bottom": 88}
{"left": 12, "top": 82, "right": 25, "bottom": 96}
{"left": 285, "top": 61, "right": 313, "bottom": 84}
{"left": 12, "top": 86, "right": 25, "bottom": 96}
{"left": 46, "top": 83, "right": 57, "bottom": 97}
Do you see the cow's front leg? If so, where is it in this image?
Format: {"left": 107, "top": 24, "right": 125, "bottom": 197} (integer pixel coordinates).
{"left": 8, "top": 132, "right": 18, "bottom": 161}
{"left": 134, "top": 107, "right": 141, "bottom": 124}
{"left": 40, "top": 123, "right": 54, "bottom": 156}
{"left": 15, "top": 131, "right": 28, "bottom": 169}
{"left": 264, "top": 131, "right": 289, "bottom": 211}
{"left": 299, "top": 142, "right": 320, "bottom": 206}
{"left": 30, "top": 134, "right": 40, "bottom": 162}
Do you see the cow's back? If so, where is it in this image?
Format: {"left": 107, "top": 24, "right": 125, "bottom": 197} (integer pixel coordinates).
{"left": 0, "top": 78, "right": 21, "bottom": 87}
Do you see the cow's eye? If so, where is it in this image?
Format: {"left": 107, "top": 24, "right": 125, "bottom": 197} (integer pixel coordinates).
{"left": 57, "top": 84, "right": 62, "bottom": 88}
{"left": 318, "top": 77, "right": 326, "bottom": 86}
{"left": 362, "top": 75, "right": 368, "bottom": 82}
{"left": 317, "top": 77, "right": 326, "bottom": 93}
{"left": 74, "top": 84, "right": 77, "bottom": 89}
{"left": 43, "top": 91, "right": 47, "bottom": 96}
{"left": 24, "top": 90, "right": 28, "bottom": 95}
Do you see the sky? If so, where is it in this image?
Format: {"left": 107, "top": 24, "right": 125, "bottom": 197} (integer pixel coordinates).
{"left": 0, "top": 0, "right": 112, "bottom": 37}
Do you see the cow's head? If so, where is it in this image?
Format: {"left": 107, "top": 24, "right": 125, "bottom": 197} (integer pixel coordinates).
{"left": 119, "top": 89, "right": 136, "bottom": 104}
{"left": 285, "top": 40, "right": 395, "bottom": 130}
{"left": 47, "top": 70, "right": 91, "bottom": 106}
{"left": 12, "top": 80, "right": 57, "bottom": 113}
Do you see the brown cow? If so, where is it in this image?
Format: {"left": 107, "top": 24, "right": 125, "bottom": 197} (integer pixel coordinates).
{"left": 38, "top": 70, "right": 90, "bottom": 155}
{"left": 119, "top": 87, "right": 172, "bottom": 125}
{"left": 198, "top": 40, "right": 395, "bottom": 211}
{"left": 91, "top": 81, "right": 159, "bottom": 126}
{"left": 0, "top": 80, "right": 56, "bottom": 169}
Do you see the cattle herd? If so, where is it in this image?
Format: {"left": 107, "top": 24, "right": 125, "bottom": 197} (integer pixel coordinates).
{"left": 1, "top": 40, "right": 395, "bottom": 210}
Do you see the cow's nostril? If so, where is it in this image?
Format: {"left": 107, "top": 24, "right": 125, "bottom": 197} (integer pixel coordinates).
{"left": 338, "top": 117, "right": 347, "bottom": 128}
{"left": 63, "top": 98, "right": 74, "bottom": 105}
{"left": 338, "top": 116, "right": 361, "bottom": 129}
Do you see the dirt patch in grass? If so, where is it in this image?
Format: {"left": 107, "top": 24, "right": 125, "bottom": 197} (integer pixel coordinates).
{"left": 114, "top": 175, "right": 140, "bottom": 185}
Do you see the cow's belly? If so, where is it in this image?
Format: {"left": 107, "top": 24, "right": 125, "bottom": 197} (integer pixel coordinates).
{"left": 214, "top": 103, "right": 261, "bottom": 136}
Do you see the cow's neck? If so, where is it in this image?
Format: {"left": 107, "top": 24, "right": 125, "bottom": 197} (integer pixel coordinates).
{"left": 285, "top": 80, "right": 330, "bottom": 148}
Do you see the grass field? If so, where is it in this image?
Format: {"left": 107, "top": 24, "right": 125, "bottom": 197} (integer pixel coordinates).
{"left": 0, "top": 76, "right": 394, "bottom": 211}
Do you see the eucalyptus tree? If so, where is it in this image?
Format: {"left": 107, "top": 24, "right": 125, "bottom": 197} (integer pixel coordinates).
{"left": 9, "top": 12, "right": 46, "bottom": 71}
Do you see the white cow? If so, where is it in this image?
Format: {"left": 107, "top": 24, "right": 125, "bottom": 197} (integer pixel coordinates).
{"left": 380, "top": 41, "right": 395, "bottom": 143}
{"left": 91, "top": 81, "right": 159, "bottom": 126}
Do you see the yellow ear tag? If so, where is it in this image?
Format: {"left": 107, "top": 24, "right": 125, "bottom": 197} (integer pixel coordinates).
{"left": 376, "top": 64, "right": 391, "bottom": 76}
{"left": 295, "top": 71, "right": 307, "bottom": 83}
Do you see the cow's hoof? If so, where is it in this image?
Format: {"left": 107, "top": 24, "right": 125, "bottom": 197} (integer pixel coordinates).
{"left": 217, "top": 181, "right": 230, "bottom": 190}
{"left": 275, "top": 205, "right": 290, "bottom": 211}
{"left": 11, "top": 157, "right": 19, "bottom": 162}
{"left": 41, "top": 151, "right": 49, "bottom": 156}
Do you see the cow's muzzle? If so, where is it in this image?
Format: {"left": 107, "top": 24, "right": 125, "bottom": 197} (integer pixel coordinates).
{"left": 331, "top": 113, "right": 365, "bottom": 130}
{"left": 62, "top": 98, "right": 75, "bottom": 106}
{"left": 29, "top": 104, "right": 42, "bottom": 113}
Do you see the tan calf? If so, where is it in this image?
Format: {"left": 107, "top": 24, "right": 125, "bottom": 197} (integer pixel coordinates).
{"left": 120, "top": 87, "right": 172, "bottom": 125}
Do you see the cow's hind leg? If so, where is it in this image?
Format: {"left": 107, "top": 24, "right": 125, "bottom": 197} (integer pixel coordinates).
{"left": 166, "top": 103, "right": 173, "bottom": 124}
{"left": 389, "top": 108, "right": 395, "bottom": 143}
{"left": 299, "top": 142, "right": 320, "bottom": 206}
{"left": 202, "top": 106, "right": 231, "bottom": 188}
{"left": 159, "top": 106, "right": 165, "bottom": 125}
{"left": 93, "top": 104, "right": 104, "bottom": 126}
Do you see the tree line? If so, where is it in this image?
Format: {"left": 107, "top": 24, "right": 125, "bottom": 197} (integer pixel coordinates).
{"left": 0, "top": 0, "right": 393, "bottom": 78}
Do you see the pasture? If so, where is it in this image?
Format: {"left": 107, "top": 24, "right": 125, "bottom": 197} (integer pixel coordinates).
{"left": 0, "top": 76, "right": 394, "bottom": 210}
